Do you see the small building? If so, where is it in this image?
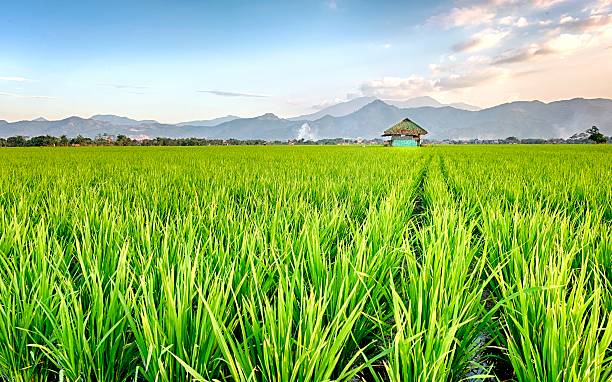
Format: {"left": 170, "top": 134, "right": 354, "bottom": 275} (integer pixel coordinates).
{"left": 383, "top": 118, "right": 428, "bottom": 147}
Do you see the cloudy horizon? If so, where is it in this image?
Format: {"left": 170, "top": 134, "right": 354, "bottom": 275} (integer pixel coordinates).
{"left": 1, "top": 0, "right": 611, "bottom": 123}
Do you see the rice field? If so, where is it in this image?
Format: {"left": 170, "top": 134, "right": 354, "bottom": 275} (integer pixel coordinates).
{"left": 0, "top": 145, "right": 610, "bottom": 381}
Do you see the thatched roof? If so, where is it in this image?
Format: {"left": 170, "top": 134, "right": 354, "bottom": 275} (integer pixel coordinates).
{"left": 382, "top": 118, "right": 427, "bottom": 136}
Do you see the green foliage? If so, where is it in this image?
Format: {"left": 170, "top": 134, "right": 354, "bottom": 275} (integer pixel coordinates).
{"left": 587, "top": 126, "right": 607, "bottom": 144}
{"left": 0, "top": 145, "right": 610, "bottom": 381}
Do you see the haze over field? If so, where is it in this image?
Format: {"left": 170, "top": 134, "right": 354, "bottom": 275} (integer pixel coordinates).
{"left": 1, "top": 0, "right": 611, "bottom": 139}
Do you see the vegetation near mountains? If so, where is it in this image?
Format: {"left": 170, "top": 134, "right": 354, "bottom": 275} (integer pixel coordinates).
{"left": 1, "top": 97, "right": 612, "bottom": 141}
{"left": 1, "top": 133, "right": 608, "bottom": 147}
{"left": 588, "top": 126, "right": 608, "bottom": 144}
{"left": 0, "top": 145, "right": 610, "bottom": 381}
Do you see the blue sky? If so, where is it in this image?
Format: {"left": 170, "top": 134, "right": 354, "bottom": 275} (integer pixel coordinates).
{"left": 1, "top": 0, "right": 611, "bottom": 122}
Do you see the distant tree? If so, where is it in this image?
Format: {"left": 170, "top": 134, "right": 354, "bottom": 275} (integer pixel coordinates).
{"left": 7, "top": 136, "right": 27, "bottom": 147}
{"left": 587, "top": 126, "right": 607, "bottom": 144}
{"left": 29, "top": 135, "right": 59, "bottom": 147}
{"left": 0, "top": 134, "right": 373, "bottom": 147}
{"left": 71, "top": 135, "right": 93, "bottom": 146}
{"left": 59, "top": 135, "right": 70, "bottom": 146}
{"left": 115, "top": 135, "right": 132, "bottom": 146}
{"left": 505, "top": 136, "right": 520, "bottom": 144}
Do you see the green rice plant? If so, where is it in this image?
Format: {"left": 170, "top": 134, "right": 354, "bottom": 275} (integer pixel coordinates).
{"left": 0, "top": 212, "right": 59, "bottom": 381}
{"left": 481, "top": 206, "right": 612, "bottom": 382}
{"left": 383, "top": 160, "right": 493, "bottom": 381}
{"left": 0, "top": 145, "right": 610, "bottom": 381}
{"left": 438, "top": 145, "right": 612, "bottom": 382}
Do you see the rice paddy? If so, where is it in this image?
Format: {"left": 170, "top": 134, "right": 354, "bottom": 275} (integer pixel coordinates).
{"left": 0, "top": 145, "right": 610, "bottom": 381}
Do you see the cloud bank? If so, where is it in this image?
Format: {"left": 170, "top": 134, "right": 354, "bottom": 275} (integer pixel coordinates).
{"left": 199, "top": 90, "right": 270, "bottom": 98}
{"left": 356, "top": 0, "right": 612, "bottom": 104}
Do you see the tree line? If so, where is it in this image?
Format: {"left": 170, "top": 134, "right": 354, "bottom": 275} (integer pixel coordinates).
{"left": 0, "top": 135, "right": 274, "bottom": 147}
{"left": 0, "top": 126, "right": 608, "bottom": 147}
{"left": 0, "top": 134, "right": 384, "bottom": 147}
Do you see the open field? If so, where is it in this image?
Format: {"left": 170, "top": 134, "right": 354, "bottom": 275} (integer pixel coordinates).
{"left": 0, "top": 145, "right": 610, "bottom": 381}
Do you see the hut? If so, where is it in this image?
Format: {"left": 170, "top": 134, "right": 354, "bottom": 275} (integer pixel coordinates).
{"left": 383, "top": 118, "right": 427, "bottom": 147}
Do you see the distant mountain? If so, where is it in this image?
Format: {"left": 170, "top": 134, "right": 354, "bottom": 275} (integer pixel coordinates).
{"left": 292, "top": 96, "right": 480, "bottom": 122}
{"left": 449, "top": 102, "right": 481, "bottom": 112}
{"left": 176, "top": 115, "right": 239, "bottom": 127}
{"left": 289, "top": 97, "right": 377, "bottom": 121}
{"left": 91, "top": 114, "right": 158, "bottom": 126}
{"left": 0, "top": 117, "right": 115, "bottom": 137}
{"left": 305, "top": 98, "right": 612, "bottom": 140}
{"left": 0, "top": 116, "right": 187, "bottom": 139}
{"left": 384, "top": 96, "right": 481, "bottom": 111}
{"left": 32, "top": 117, "right": 48, "bottom": 122}
{"left": 188, "top": 113, "right": 302, "bottom": 140}
{"left": 305, "top": 100, "right": 404, "bottom": 139}
{"left": 449, "top": 98, "right": 612, "bottom": 139}
{"left": 1, "top": 98, "right": 610, "bottom": 140}
{"left": 384, "top": 96, "right": 442, "bottom": 109}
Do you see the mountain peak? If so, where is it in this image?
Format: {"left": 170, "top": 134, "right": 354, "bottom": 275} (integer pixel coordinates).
{"left": 177, "top": 115, "right": 240, "bottom": 127}
{"left": 382, "top": 96, "right": 481, "bottom": 111}
{"left": 362, "top": 99, "right": 395, "bottom": 110}
{"left": 63, "top": 116, "right": 88, "bottom": 122}
{"left": 290, "top": 96, "right": 378, "bottom": 121}
{"left": 33, "top": 117, "right": 48, "bottom": 122}
{"left": 368, "top": 99, "right": 390, "bottom": 106}
{"left": 411, "top": 96, "right": 440, "bottom": 103}
{"left": 91, "top": 114, "right": 158, "bottom": 126}
{"left": 257, "top": 113, "right": 280, "bottom": 120}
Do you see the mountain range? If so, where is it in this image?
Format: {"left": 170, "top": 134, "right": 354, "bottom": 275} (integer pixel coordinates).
{"left": 1, "top": 97, "right": 611, "bottom": 141}
{"left": 289, "top": 96, "right": 480, "bottom": 121}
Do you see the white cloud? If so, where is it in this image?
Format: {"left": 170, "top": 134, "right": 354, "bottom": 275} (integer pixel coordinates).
{"left": 382, "top": 43, "right": 392, "bottom": 49}
{"left": 325, "top": 0, "right": 338, "bottom": 10}
{"left": 429, "top": 0, "right": 567, "bottom": 29}
{"left": 547, "top": 33, "right": 594, "bottom": 52}
{"left": 467, "top": 55, "right": 492, "bottom": 64}
{"left": 498, "top": 16, "right": 528, "bottom": 27}
{"left": 101, "top": 83, "right": 149, "bottom": 90}
{"left": 358, "top": 0, "right": 608, "bottom": 106}
{"left": 533, "top": 0, "right": 566, "bottom": 8}
{"left": 560, "top": 15, "right": 577, "bottom": 24}
{"left": 516, "top": 17, "right": 529, "bottom": 27}
{"left": 198, "top": 90, "right": 270, "bottom": 98}
{"left": 554, "top": 14, "right": 612, "bottom": 34}
{"left": 358, "top": 63, "right": 504, "bottom": 99}
{"left": 0, "top": 91, "right": 55, "bottom": 99}
{"left": 453, "top": 29, "right": 510, "bottom": 52}
{"left": 434, "top": 68, "right": 502, "bottom": 90}
{"left": 311, "top": 97, "right": 347, "bottom": 110}
{"left": 0, "top": 76, "right": 33, "bottom": 82}
{"left": 590, "top": 0, "right": 612, "bottom": 15}
{"left": 359, "top": 75, "right": 435, "bottom": 99}
{"left": 492, "top": 44, "right": 553, "bottom": 64}
{"left": 488, "top": 12, "right": 612, "bottom": 63}
{"left": 429, "top": 6, "right": 496, "bottom": 28}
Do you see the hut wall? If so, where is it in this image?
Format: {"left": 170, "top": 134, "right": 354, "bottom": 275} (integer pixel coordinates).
{"left": 391, "top": 138, "right": 418, "bottom": 147}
